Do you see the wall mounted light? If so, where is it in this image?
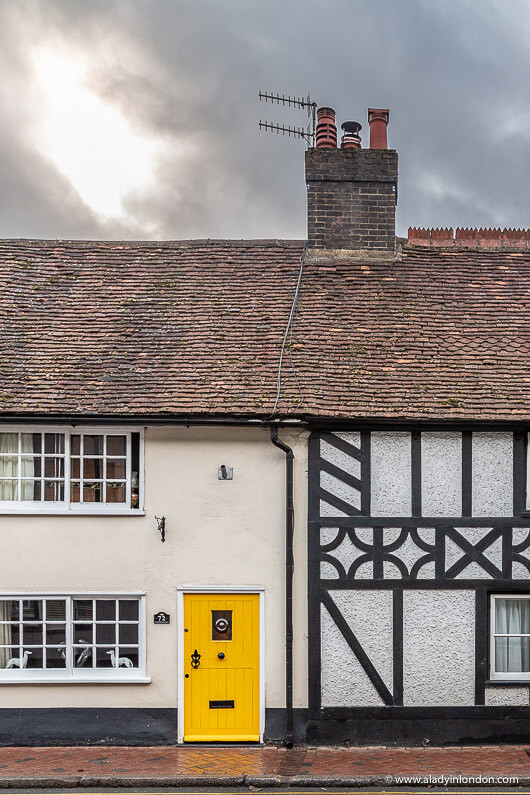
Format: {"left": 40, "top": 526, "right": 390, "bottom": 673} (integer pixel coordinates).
{"left": 155, "top": 515, "right": 166, "bottom": 543}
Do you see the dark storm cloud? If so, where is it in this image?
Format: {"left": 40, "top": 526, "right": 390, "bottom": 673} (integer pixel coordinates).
{"left": 0, "top": 0, "right": 529, "bottom": 239}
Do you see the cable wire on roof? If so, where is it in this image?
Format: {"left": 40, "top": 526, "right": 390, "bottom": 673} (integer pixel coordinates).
{"left": 270, "top": 243, "right": 306, "bottom": 417}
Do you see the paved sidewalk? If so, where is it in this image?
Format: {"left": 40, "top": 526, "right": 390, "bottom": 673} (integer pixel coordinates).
{"left": 0, "top": 745, "right": 529, "bottom": 787}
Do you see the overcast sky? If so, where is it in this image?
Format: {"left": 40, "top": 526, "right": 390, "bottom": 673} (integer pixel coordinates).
{"left": 1, "top": 0, "right": 529, "bottom": 241}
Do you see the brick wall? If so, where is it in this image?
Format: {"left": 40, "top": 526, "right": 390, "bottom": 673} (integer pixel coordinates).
{"left": 305, "top": 148, "right": 398, "bottom": 252}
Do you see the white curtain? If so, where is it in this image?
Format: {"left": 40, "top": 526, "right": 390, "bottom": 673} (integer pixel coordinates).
{"left": 0, "top": 601, "right": 13, "bottom": 668}
{"left": 495, "top": 598, "right": 530, "bottom": 673}
{"left": 0, "top": 434, "right": 18, "bottom": 501}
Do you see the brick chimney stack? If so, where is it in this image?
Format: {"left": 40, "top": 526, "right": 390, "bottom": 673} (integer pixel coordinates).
{"left": 305, "top": 106, "right": 397, "bottom": 258}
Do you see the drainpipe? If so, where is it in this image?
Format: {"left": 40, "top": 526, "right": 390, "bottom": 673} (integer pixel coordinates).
{"left": 270, "top": 427, "right": 294, "bottom": 747}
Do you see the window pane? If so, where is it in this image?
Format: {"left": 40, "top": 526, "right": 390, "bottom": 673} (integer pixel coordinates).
{"left": 107, "top": 436, "right": 126, "bottom": 456}
{"left": 96, "top": 647, "right": 115, "bottom": 667}
{"left": 44, "top": 434, "right": 64, "bottom": 454}
{"left": 83, "top": 483, "right": 103, "bottom": 503}
{"left": 0, "top": 434, "right": 18, "bottom": 454}
{"left": 496, "top": 598, "right": 530, "bottom": 635}
{"left": 0, "top": 648, "right": 20, "bottom": 668}
{"left": 84, "top": 435, "right": 103, "bottom": 455}
{"left": 46, "top": 600, "right": 66, "bottom": 621}
{"left": 22, "top": 648, "right": 43, "bottom": 668}
{"left": 119, "top": 600, "right": 139, "bottom": 621}
{"left": 45, "top": 647, "right": 66, "bottom": 669}
{"left": 74, "top": 624, "right": 92, "bottom": 644}
{"left": 495, "top": 636, "right": 530, "bottom": 672}
{"left": 119, "top": 624, "right": 138, "bottom": 644}
{"left": 70, "top": 482, "right": 81, "bottom": 503}
{"left": 96, "top": 600, "right": 116, "bottom": 621}
{"left": 21, "top": 480, "right": 41, "bottom": 501}
{"left": 22, "top": 601, "right": 42, "bottom": 620}
{"left": 44, "top": 458, "right": 64, "bottom": 478}
{"left": 117, "top": 647, "right": 138, "bottom": 668}
{"left": 0, "top": 624, "right": 18, "bottom": 645}
{"left": 44, "top": 481, "right": 64, "bottom": 501}
{"left": 83, "top": 459, "right": 103, "bottom": 479}
{"left": 106, "top": 459, "right": 126, "bottom": 479}
{"left": 96, "top": 624, "right": 115, "bottom": 644}
{"left": 106, "top": 483, "right": 126, "bottom": 503}
{"left": 73, "top": 600, "right": 92, "bottom": 620}
{"left": 0, "top": 601, "right": 19, "bottom": 620}
{"left": 21, "top": 433, "right": 41, "bottom": 454}
{"left": 74, "top": 645, "right": 93, "bottom": 667}
{"left": 22, "top": 624, "right": 43, "bottom": 645}
{"left": 71, "top": 435, "right": 80, "bottom": 455}
{"left": 45, "top": 624, "right": 66, "bottom": 645}
{"left": 21, "top": 456, "right": 41, "bottom": 477}
{"left": 71, "top": 459, "right": 80, "bottom": 478}
{"left": 0, "top": 481, "right": 18, "bottom": 500}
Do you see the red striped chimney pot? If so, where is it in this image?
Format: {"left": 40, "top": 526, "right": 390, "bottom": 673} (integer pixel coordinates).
{"left": 368, "top": 108, "right": 389, "bottom": 149}
{"left": 316, "top": 106, "right": 337, "bottom": 149}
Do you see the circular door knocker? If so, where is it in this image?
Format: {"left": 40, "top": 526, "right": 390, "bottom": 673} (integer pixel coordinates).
{"left": 215, "top": 617, "right": 229, "bottom": 633}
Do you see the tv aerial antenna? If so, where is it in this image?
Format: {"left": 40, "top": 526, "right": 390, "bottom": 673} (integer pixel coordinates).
{"left": 258, "top": 91, "right": 317, "bottom": 147}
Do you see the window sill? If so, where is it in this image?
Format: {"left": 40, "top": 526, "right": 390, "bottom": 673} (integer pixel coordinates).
{"left": 0, "top": 507, "right": 145, "bottom": 516}
{"left": 0, "top": 675, "right": 151, "bottom": 685}
{"left": 486, "top": 679, "right": 530, "bottom": 686}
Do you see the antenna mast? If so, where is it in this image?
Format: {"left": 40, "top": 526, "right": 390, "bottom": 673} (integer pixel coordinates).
{"left": 258, "top": 91, "right": 317, "bottom": 147}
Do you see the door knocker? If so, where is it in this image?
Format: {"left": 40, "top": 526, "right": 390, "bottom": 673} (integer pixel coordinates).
{"left": 215, "top": 617, "right": 229, "bottom": 633}
{"left": 191, "top": 649, "right": 201, "bottom": 668}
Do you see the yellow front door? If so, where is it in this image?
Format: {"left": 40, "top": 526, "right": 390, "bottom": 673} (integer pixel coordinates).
{"left": 183, "top": 593, "right": 260, "bottom": 742}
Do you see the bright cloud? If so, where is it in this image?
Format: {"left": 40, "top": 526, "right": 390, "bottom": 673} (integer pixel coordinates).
{"left": 29, "top": 46, "right": 160, "bottom": 220}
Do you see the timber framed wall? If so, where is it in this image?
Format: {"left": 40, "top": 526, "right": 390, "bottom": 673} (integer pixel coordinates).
{"left": 308, "top": 427, "right": 530, "bottom": 745}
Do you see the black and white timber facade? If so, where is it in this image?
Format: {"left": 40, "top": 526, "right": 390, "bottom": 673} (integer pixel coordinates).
{"left": 308, "top": 429, "right": 530, "bottom": 744}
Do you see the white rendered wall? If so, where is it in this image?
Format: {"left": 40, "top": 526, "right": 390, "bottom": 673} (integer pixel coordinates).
{"left": 472, "top": 432, "right": 513, "bottom": 516}
{"left": 371, "top": 432, "right": 411, "bottom": 516}
{"left": 0, "top": 425, "right": 309, "bottom": 710}
{"left": 403, "top": 590, "right": 475, "bottom": 706}
{"left": 421, "top": 432, "right": 462, "bottom": 516}
{"left": 321, "top": 590, "right": 392, "bottom": 706}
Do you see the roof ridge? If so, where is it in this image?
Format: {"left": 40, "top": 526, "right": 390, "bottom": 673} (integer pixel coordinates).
{"left": 407, "top": 227, "right": 530, "bottom": 249}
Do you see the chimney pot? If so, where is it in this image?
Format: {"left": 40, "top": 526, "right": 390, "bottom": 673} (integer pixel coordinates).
{"left": 368, "top": 108, "right": 389, "bottom": 149}
{"left": 316, "top": 106, "right": 337, "bottom": 149}
{"left": 340, "top": 121, "right": 362, "bottom": 149}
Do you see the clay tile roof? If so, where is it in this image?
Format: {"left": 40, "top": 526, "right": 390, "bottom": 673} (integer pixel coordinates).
{"left": 0, "top": 238, "right": 529, "bottom": 421}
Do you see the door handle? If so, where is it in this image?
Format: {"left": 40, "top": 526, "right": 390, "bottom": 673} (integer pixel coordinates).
{"left": 191, "top": 649, "right": 201, "bottom": 668}
{"left": 217, "top": 652, "right": 225, "bottom": 659}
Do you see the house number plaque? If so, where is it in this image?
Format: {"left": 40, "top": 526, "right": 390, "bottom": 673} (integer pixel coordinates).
{"left": 154, "top": 611, "right": 170, "bottom": 624}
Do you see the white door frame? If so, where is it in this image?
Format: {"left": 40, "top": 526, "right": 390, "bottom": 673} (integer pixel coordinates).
{"left": 177, "top": 586, "right": 265, "bottom": 743}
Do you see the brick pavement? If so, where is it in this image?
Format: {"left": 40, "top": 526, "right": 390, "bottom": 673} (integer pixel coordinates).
{"left": 0, "top": 745, "right": 530, "bottom": 786}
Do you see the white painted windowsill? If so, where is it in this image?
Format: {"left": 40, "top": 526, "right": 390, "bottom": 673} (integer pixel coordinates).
{"left": 0, "top": 507, "right": 145, "bottom": 516}
{"left": 0, "top": 675, "right": 151, "bottom": 685}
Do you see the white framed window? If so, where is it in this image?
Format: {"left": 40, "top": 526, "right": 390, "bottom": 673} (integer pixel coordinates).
{"left": 0, "top": 426, "right": 143, "bottom": 514}
{"left": 0, "top": 594, "right": 148, "bottom": 683}
{"left": 490, "top": 594, "right": 530, "bottom": 680}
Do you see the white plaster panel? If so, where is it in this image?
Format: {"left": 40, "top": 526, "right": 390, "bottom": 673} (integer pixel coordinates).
{"left": 336, "top": 432, "right": 361, "bottom": 447}
{"left": 421, "top": 432, "right": 462, "bottom": 517}
{"left": 446, "top": 528, "right": 498, "bottom": 578}
{"left": 321, "top": 603, "right": 383, "bottom": 706}
{"left": 472, "top": 432, "right": 513, "bottom": 517}
{"left": 513, "top": 562, "right": 530, "bottom": 579}
{"left": 485, "top": 686, "right": 529, "bottom": 706}
{"left": 355, "top": 561, "right": 374, "bottom": 578}
{"left": 371, "top": 432, "right": 411, "bottom": 516}
{"left": 417, "top": 560, "right": 435, "bottom": 579}
{"left": 320, "top": 434, "right": 361, "bottom": 480}
{"left": 329, "top": 591, "right": 393, "bottom": 691}
{"left": 386, "top": 529, "right": 435, "bottom": 578}
{"left": 320, "top": 499, "right": 347, "bottom": 517}
{"left": 403, "top": 590, "right": 475, "bottom": 706}
{"left": 320, "top": 529, "right": 367, "bottom": 578}
{"left": 320, "top": 471, "right": 361, "bottom": 509}
{"left": 513, "top": 529, "right": 530, "bottom": 547}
